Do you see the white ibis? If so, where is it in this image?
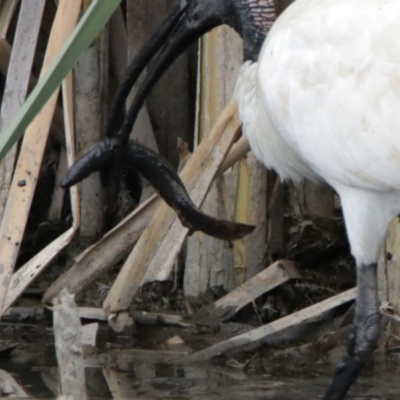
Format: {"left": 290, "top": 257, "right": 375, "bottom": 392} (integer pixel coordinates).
{"left": 63, "top": 0, "right": 400, "bottom": 398}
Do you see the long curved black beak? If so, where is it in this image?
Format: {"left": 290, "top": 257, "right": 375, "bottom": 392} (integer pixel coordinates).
{"left": 63, "top": 1, "right": 256, "bottom": 241}
{"left": 104, "top": 3, "right": 186, "bottom": 139}
{"left": 106, "top": 0, "right": 235, "bottom": 143}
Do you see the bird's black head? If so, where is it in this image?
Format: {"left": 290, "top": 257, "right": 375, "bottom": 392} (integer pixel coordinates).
{"left": 162, "top": 0, "right": 281, "bottom": 60}
{"left": 109, "top": 0, "right": 289, "bottom": 143}
{"left": 168, "top": 0, "right": 238, "bottom": 48}
{"left": 146, "top": 0, "right": 278, "bottom": 72}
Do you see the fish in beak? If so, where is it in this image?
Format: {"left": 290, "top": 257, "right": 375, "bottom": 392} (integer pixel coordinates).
{"left": 61, "top": 137, "right": 255, "bottom": 241}
{"left": 62, "top": 0, "right": 278, "bottom": 240}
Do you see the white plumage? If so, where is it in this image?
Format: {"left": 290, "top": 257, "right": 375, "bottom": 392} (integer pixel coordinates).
{"left": 237, "top": 0, "right": 400, "bottom": 265}
{"left": 66, "top": 0, "right": 397, "bottom": 397}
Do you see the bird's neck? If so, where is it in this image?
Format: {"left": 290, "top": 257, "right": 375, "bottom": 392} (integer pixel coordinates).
{"left": 235, "top": 0, "right": 277, "bottom": 61}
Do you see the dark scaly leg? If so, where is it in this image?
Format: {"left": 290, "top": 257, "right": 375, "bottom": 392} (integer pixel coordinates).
{"left": 322, "top": 263, "right": 381, "bottom": 400}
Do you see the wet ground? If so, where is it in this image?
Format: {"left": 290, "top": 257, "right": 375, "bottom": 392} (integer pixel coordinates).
{"left": 1, "top": 318, "right": 400, "bottom": 399}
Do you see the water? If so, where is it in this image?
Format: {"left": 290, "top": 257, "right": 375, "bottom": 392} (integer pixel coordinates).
{"left": 1, "top": 322, "right": 400, "bottom": 399}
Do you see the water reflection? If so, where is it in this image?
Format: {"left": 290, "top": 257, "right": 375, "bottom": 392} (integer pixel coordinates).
{"left": 1, "top": 322, "right": 400, "bottom": 399}
{"left": 2, "top": 355, "right": 400, "bottom": 399}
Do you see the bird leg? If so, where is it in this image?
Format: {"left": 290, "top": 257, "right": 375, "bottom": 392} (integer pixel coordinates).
{"left": 322, "top": 263, "right": 381, "bottom": 400}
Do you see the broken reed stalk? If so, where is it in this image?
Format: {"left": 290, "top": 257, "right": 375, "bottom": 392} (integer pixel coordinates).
{"left": 77, "top": 307, "right": 192, "bottom": 327}
{"left": 0, "top": 0, "right": 82, "bottom": 316}
{"left": 0, "top": 0, "right": 19, "bottom": 75}
{"left": 103, "top": 98, "right": 242, "bottom": 315}
{"left": 53, "top": 289, "right": 86, "bottom": 400}
{"left": 74, "top": 43, "right": 105, "bottom": 239}
{"left": 218, "top": 135, "right": 251, "bottom": 174}
{"left": 43, "top": 194, "right": 159, "bottom": 305}
{"left": 378, "top": 218, "right": 400, "bottom": 336}
{"left": 184, "top": 25, "right": 244, "bottom": 298}
{"left": 103, "top": 368, "right": 133, "bottom": 399}
{"left": 4, "top": 71, "right": 81, "bottom": 312}
{"left": 0, "top": 1, "right": 72, "bottom": 146}
{"left": 0, "top": 369, "right": 30, "bottom": 398}
{"left": 233, "top": 158, "right": 251, "bottom": 286}
{"left": 187, "top": 287, "right": 357, "bottom": 362}
{"left": 193, "top": 260, "right": 301, "bottom": 323}
{"left": 0, "top": 0, "right": 45, "bottom": 222}
{"left": 43, "top": 104, "right": 251, "bottom": 306}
